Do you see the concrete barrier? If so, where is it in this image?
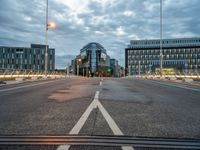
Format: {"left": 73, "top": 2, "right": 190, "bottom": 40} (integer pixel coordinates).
{"left": 182, "top": 78, "right": 193, "bottom": 83}
{"left": 169, "top": 77, "right": 177, "bottom": 81}
{"left": 50, "top": 76, "right": 56, "bottom": 79}
{"left": 160, "top": 77, "right": 166, "bottom": 80}
{"left": 31, "top": 76, "right": 38, "bottom": 80}
{"left": 0, "top": 80, "right": 6, "bottom": 84}
{"left": 15, "top": 78, "right": 25, "bottom": 82}
{"left": 42, "top": 76, "right": 48, "bottom": 79}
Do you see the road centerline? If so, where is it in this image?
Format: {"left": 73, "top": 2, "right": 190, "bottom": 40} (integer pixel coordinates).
{"left": 57, "top": 90, "right": 134, "bottom": 150}
{"left": 69, "top": 91, "right": 99, "bottom": 135}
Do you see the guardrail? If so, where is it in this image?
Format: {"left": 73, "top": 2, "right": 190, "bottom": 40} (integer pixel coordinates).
{"left": 128, "top": 74, "right": 200, "bottom": 79}
{"left": 0, "top": 69, "right": 70, "bottom": 80}
{"left": 125, "top": 73, "right": 200, "bottom": 84}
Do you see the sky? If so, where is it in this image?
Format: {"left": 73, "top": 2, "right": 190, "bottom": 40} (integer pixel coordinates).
{"left": 0, "top": 0, "right": 200, "bottom": 68}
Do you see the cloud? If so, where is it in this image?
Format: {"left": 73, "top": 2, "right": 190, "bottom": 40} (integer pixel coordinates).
{"left": 0, "top": 0, "right": 200, "bottom": 68}
{"left": 95, "top": 31, "right": 105, "bottom": 36}
{"left": 55, "top": 54, "right": 76, "bottom": 69}
{"left": 115, "top": 26, "right": 127, "bottom": 36}
{"left": 123, "top": 10, "right": 136, "bottom": 17}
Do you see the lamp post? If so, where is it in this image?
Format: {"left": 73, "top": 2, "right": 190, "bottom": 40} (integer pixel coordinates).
{"left": 139, "top": 60, "right": 141, "bottom": 75}
{"left": 77, "top": 58, "right": 81, "bottom": 76}
{"left": 45, "top": 0, "right": 48, "bottom": 75}
{"left": 45, "top": 0, "right": 56, "bottom": 74}
{"left": 160, "top": 0, "right": 163, "bottom": 76}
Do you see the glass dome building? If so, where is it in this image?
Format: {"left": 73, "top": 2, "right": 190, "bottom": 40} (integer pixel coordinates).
{"left": 76, "top": 42, "right": 111, "bottom": 76}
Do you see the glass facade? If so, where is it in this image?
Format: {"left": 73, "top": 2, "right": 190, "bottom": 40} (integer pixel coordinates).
{"left": 125, "top": 38, "right": 200, "bottom": 75}
{"left": 0, "top": 44, "right": 55, "bottom": 71}
{"left": 73, "top": 42, "right": 112, "bottom": 77}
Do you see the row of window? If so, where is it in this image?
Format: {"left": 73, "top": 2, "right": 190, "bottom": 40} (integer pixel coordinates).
{"left": 0, "top": 54, "right": 54, "bottom": 59}
{"left": 128, "top": 54, "right": 200, "bottom": 60}
{"left": 0, "top": 64, "right": 53, "bottom": 70}
{"left": 0, "top": 59, "right": 53, "bottom": 64}
{"left": 128, "top": 59, "right": 200, "bottom": 65}
{"left": 0, "top": 48, "right": 54, "bottom": 55}
{"left": 128, "top": 48, "right": 200, "bottom": 55}
{"left": 129, "top": 64, "right": 199, "bottom": 70}
{"left": 130, "top": 39, "right": 200, "bottom": 46}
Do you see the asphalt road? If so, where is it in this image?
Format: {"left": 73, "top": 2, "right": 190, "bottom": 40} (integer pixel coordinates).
{"left": 0, "top": 77, "right": 200, "bottom": 150}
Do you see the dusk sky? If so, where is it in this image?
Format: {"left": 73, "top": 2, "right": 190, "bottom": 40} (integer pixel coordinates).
{"left": 0, "top": 0, "right": 200, "bottom": 68}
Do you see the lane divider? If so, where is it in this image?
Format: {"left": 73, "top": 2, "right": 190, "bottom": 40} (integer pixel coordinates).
{"left": 57, "top": 91, "right": 134, "bottom": 150}
{"left": 147, "top": 79, "right": 200, "bottom": 92}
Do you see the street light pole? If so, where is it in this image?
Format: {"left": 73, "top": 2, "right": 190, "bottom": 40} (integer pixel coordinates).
{"left": 45, "top": 0, "right": 48, "bottom": 74}
{"left": 139, "top": 60, "right": 141, "bottom": 75}
{"left": 76, "top": 58, "right": 81, "bottom": 76}
{"left": 77, "top": 64, "right": 79, "bottom": 76}
{"left": 160, "top": 0, "right": 163, "bottom": 76}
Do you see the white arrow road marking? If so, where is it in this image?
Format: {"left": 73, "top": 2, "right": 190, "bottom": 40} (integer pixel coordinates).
{"left": 57, "top": 91, "right": 134, "bottom": 150}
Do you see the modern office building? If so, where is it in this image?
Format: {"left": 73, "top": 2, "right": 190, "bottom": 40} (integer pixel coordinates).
{"left": 125, "top": 37, "right": 200, "bottom": 75}
{"left": 110, "top": 58, "right": 120, "bottom": 77}
{"left": 0, "top": 44, "right": 55, "bottom": 71}
{"left": 71, "top": 42, "right": 117, "bottom": 77}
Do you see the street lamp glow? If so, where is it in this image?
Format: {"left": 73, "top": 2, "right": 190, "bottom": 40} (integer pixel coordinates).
{"left": 78, "top": 58, "right": 81, "bottom": 62}
{"left": 48, "top": 21, "right": 56, "bottom": 29}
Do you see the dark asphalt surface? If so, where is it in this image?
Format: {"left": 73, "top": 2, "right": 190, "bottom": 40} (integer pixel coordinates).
{"left": 0, "top": 77, "right": 200, "bottom": 150}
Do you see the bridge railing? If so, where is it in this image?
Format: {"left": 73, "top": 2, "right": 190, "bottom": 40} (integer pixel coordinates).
{"left": 0, "top": 69, "right": 69, "bottom": 79}
{"left": 126, "top": 70, "right": 200, "bottom": 80}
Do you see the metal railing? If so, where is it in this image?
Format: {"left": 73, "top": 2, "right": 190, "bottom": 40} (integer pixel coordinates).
{"left": 0, "top": 69, "right": 66, "bottom": 79}
{"left": 126, "top": 69, "right": 200, "bottom": 80}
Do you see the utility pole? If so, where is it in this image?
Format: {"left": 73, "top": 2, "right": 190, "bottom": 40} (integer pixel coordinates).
{"left": 45, "top": 0, "right": 48, "bottom": 74}
{"left": 160, "top": 0, "right": 163, "bottom": 76}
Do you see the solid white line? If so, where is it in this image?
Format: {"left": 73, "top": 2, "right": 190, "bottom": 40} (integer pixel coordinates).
{"left": 69, "top": 91, "right": 99, "bottom": 134}
{"left": 57, "top": 91, "right": 99, "bottom": 150}
{"left": 57, "top": 90, "right": 134, "bottom": 150}
{"left": 148, "top": 80, "right": 200, "bottom": 92}
{"left": 121, "top": 146, "right": 135, "bottom": 150}
{"left": 100, "top": 81, "right": 102, "bottom": 86}
{"left": 56, "top": 145, "right": 70, "bottom": 150}
{"left": 97, "top": 100, "right": 123, "bottom": 135}
{"left": 0, "top": 80, "right": 59, "bottom": 93}
{"left": 97, "top": 100, "right": 134, "bottom": 150}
